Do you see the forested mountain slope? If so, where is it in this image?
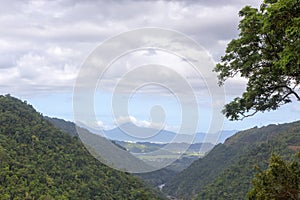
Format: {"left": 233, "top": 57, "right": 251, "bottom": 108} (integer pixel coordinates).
{"left": 44, "top": 116, "right": 78, "bottom": 137}
{"left": 163, "top": 121, "right": 300, "bottom": 199}
{"left": 0, "top": 94, "right": 163, "bottom": 199}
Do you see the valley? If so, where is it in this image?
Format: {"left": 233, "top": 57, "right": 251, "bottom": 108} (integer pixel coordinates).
{"left": 1, "top": 95, "right": 300, "bottom": 200}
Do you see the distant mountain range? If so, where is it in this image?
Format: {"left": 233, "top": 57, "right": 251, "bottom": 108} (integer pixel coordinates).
{"left": 46, "top": 117, "right": 214, "bottom": 187}
{"left": 86, "top": 122, "right": 237, "bottom": 144}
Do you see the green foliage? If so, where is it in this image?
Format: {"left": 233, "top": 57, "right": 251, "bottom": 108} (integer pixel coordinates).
{"left": 163, "top": 121, "right": 300, "bottom": 199}
{"left": 247, "top": 152, "right": 300, "bottom": 200}
{"left": 214, "top": 0, "right": 300, "bottom": 120}
{"left": 0, "top": 94, "right": 163, "bottom": 199}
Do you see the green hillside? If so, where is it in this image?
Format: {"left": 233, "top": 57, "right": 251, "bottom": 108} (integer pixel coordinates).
{"left": 45, "top": 117, "right": 197, "bottom": 188}
{"left": 163, "top": 121, "right": 300, "bottom": 199}
{"left": 0, "top": 94, "right": 163, "bottom": 199}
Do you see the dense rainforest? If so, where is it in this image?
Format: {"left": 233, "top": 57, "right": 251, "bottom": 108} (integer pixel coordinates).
{"left": 163, "top": 121, "right": 300, "bottom": 199}
{"left": 0, "top": 94, "right": 163, "bottom": 200}
{"left": 46, "top": 113, "right": 300, "bottom": 200}
{"left": 1, "top": 94, "right": 299, "bottom": 200}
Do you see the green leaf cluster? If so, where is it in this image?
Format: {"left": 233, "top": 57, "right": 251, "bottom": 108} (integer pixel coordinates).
{"left": 248, "top": 152, "right": 300, "bottom": 200}
{"left": 215, "top": 0, "right": 300, "bottom": 120}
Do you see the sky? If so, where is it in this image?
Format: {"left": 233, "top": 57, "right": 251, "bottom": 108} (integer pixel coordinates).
{"left": 0, "top": 0, "right": 299, "bottom": 133}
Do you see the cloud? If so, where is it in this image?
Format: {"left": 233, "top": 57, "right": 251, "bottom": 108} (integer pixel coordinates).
{"left": 114, "top": 115, "right": 177, "bottom": 131}
{"left": 0, "top": 0, "right": 261, "bottom": 98}
{"left": 115, "top": 115, "right": 138, "bottom": 125}
{"left": 0, "top": 52, "right": 79, "bottom": 96}
{"left": 96, "top": 120, "right": 114, "bottom": 130}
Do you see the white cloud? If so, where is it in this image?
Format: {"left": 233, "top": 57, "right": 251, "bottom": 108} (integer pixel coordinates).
{"left": 0, "top": 51, "right": 79, "bottom": 96}
{"left": 115, "top": 115, "right": 138, "bottom": 125}
{"left": 96, "top": 120, "right": 104, "bottom": 127}
{"left": 96, "top": 120, "right": 115, "bottom": 130}
{"left": 115, "top": 115, "right": 168, "bottom": 130}
{"left": 0, "top": 0, "right": 261, "bottom": 98}
{"left": 224, "top": 75, "right": 248, "bottom": 97}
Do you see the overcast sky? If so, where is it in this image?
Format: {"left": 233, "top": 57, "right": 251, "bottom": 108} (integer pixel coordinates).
{"left": 0, "top": 0, "right": 299, "bottom": 133}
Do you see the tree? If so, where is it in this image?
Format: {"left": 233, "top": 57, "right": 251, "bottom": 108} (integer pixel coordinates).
{"left": 214, "top": 0, "right": 300, "bottom": 120}
{"left": 247, "top": 152, "right": 300, "bottom": 200}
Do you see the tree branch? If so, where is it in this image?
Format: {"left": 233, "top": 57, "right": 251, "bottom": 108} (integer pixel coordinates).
{"left": 240, "top": 110, "right": 259, "bottom": 120}
{"left": 264, "top": 33, "right": 280, "bottom": 61}
{"left": 283, "top": 86, "right": 300, "bottom": 101}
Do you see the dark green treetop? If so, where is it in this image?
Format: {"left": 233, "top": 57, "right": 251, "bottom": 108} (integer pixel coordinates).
{"left": 247, "top": 152, "right": 300, "bottom": 200}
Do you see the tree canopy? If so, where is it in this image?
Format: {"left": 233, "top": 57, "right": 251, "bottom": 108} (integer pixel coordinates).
{"left": 215, "top": 0, "right": 300, "bottom": 120}
{"left": 0, "top": 94, "right": 163, "bottom": 199}
{"left": 248, "top": 152, "right": 300, "bottom": 200}
{"left": 163, "top": 120, "right": 300, "bottom": 199}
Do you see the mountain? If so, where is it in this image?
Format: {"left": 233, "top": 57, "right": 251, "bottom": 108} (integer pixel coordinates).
{"left": 116, "top": 141, "right": 214, "bottom": 155}
{"left": 0, "top": 94, "right": 164, "bottom": 199}
{"left": 100, "top": 123, "right": 176, "bottom": 143}
{"left": 45, "top": 117, "right": 158, "bottom": 173}
{"left": 163, "top": 121, "right": 300, "bottom": 200}
{"left": 46, "top": 117, "right": 213, "bottom": 187}
{"left": 45, "top": 118, "right": 215, "bottom": 157}
{"left": 94, "top": 123, "right": 237, "bottom": 144}
{"left": 45, "top": 110, "right": 237, "bottom": 190}
{"left": 44, "top": 116, "right": 79, "bottom": 137}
